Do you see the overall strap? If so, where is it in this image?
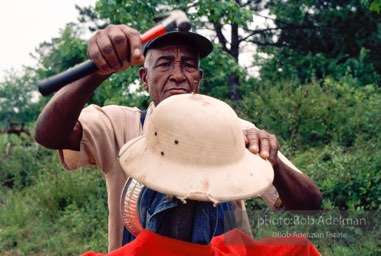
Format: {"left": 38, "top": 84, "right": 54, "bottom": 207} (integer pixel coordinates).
{"left": 140, "top": 110, "right": 147, "bottom": 127}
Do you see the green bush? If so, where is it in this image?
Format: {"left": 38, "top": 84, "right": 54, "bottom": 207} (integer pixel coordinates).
{"left": 241, "top": 76, "right": 380, "bottom": 255}
{"left": 292, "top": 142, "right": 381, "bottom": 211}
{"left": 0, "top": 137, "right": 108, "bottom": 255}
{"left": 241, "top": 77, "right": 381, "bottom": 150}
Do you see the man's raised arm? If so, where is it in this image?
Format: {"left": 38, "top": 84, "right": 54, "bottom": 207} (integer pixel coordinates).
{"left": 35, "top": 25, "right": 144, "bottom": 150}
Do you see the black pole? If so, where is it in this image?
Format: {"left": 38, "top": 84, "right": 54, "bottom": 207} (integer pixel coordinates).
{"left": 37, "top": 59, "right": 98, "bottom": 96}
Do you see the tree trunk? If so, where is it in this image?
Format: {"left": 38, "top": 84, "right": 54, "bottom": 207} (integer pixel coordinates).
{"left": 229, "top": 23, "right": 241, "bottom": 103}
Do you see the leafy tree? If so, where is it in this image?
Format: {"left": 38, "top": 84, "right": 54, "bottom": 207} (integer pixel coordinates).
{"left": 33, "top": 23, "right": 88, "bottom": 80}
{"left": 0, "top": 24, "right": 90, "bottom": 135}
{"left": 0, "top": 69, "right": 41, "bottom": 130}
{"left": 370, "top": 0, "right": 381, "bottom": 12}
{"left": 256, "top": 0, "right": 381, "bottom": 86}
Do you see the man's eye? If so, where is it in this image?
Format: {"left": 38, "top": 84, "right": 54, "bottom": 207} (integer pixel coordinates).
{"left": 155, "top": 62, "right": 172, "bottom": 71}
{"left": 183, "top": 63, "right": 197, "bottom": 71}
{"left": 159, "top": 62, "right": 172, "bottom": 67}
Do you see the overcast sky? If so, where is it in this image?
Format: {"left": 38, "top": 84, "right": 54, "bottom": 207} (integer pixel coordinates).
{"left": 0, "top": 0, "right": 96, "bottom": 81}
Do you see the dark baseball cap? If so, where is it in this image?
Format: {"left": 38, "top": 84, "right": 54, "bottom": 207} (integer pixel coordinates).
{"left": 143, "top": 30, "right": 213, "bottom": 59}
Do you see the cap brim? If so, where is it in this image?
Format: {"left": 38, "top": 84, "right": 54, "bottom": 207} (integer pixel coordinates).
{"left": 143, "top": 31, "right": 213, "bottom": 59}
{"left": 119, "top": 136, "right": 274, "bottom": 203}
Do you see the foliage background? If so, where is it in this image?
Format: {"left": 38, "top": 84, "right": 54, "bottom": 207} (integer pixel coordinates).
{"left": 0, "top": 0, "right": 380, "bottom": 255}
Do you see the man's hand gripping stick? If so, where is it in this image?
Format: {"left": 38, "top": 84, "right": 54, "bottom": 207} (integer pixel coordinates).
{"left": 37, "top": 10, "right": 191, "bottom": 96}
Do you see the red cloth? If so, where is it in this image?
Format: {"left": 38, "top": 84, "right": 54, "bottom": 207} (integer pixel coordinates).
{"left": 82, "top": 229, "right": 320, "bottom": 256}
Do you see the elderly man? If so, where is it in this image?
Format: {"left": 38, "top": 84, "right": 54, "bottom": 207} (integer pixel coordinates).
{"left": 34, "top": 24, "right": 322, "bottom": 252}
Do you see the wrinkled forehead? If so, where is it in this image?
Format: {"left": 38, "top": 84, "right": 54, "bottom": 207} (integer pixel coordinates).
{"left": 145, "top": 41, "right": 200, "bottom": 63}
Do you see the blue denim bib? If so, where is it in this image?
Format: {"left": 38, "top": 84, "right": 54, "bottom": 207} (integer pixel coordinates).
{"left": 122, "top": 187, "right": 237, "bottom": 245}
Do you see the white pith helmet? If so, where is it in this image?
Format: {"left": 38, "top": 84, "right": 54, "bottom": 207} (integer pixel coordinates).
{"left": 119, "top": 93, "right": 274, "bottom": 203}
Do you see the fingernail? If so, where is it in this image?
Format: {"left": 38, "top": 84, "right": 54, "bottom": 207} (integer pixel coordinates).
{"left": 133, "top": 48, "right": 140, "bottom": 56}
{"left": 250, "top": 145, "right": 259, "bottom": 153}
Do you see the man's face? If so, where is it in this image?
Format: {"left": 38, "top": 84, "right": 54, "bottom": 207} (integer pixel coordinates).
{"left": 139, "top": 43, "right": 203, "bottom": 106}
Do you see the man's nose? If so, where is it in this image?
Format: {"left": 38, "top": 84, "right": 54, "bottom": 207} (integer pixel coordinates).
{"left": 170, "top": 62, "right": 186, "bottom": 82}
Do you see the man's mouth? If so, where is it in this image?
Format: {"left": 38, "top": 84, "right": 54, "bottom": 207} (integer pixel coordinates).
{"left": 165, "top": 88, "right": 189, "bottom": 95}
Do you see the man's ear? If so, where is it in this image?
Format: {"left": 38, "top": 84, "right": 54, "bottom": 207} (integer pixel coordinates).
{"left": 139, "top": 67, "right": 148, "bottom": 91}
{"left": 197, "top": 69, "right": 204, "bottom": 91}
